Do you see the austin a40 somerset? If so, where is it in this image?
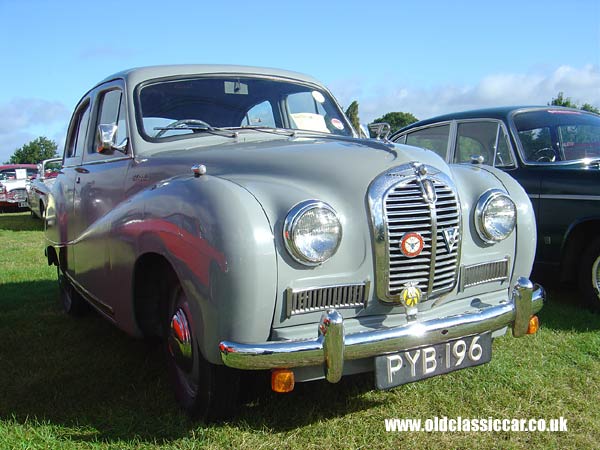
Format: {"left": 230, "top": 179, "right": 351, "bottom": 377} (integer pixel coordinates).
{"left": 44, "top": 65, "right": 544, "bottom": 420}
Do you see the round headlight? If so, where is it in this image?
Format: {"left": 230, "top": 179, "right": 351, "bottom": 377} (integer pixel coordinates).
{"left": 284, "top": 200, "right": 342, "bottom": 266}
{"left": 475, "top": 190, "right": 517, "bottom": 243}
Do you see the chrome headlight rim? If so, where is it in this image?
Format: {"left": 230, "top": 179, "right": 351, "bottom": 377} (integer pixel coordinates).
{"left": 475, "top": 189, "right": 517, "bottom": 244}
{"left": 283, "top": 200, "right": 342, "bottom": 266}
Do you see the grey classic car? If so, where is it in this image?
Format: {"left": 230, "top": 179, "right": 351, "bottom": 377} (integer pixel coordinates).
{"left": 44, "top": 65, "right": 544, "bottom": 420}
{"left": 390, "top": 107, "right": 600, "bottom": 311}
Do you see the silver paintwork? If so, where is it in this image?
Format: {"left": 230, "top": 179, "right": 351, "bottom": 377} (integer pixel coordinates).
{"left": 219, "top": 278, "right": 544, "bottom": 375}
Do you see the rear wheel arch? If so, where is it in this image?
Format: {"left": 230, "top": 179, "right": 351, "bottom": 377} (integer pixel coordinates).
{"left": 132, "top": 252, "right": 178, "bottom": 339}
{"left": 561, "top": 219, "right": 600, "bottom": 282}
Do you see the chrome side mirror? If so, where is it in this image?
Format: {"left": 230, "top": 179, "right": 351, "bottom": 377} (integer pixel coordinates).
{"left": 368, "top": 122, "right": 391, "bottom": 140}
{"left": 97, "top": 124, "right": 128, "bottom": 154}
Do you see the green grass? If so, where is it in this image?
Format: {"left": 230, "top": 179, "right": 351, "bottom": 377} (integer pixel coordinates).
{"left": 1, "top": 212, "right": 599, "bottom": 449}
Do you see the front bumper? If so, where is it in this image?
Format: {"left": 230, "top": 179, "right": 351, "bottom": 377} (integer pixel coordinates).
{"left": 219, "top": 278, "right": 544, "bottom": 383}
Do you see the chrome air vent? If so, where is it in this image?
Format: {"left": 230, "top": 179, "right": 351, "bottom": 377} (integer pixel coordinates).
{"left": 286, "top": 282, "right": 370, "bottom": 318}
{"left": 460, "top": 259, "right": 509, "bottom": 290}
{"left": 368, "top": 163, "right": 461, "bottom": 304}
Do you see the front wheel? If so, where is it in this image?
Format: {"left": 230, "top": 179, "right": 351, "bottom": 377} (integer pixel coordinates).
{"left": 163, "top": 283, "right": 240, "bottom": 421}
{"left": 578, "top": 237, "right": 600, "bottom": 312}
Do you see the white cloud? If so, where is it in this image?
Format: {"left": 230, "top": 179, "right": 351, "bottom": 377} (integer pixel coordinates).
{"left": 0, "top": 98, "right": 69, "bottom": 162}
{"left": 331, "top": 65, "right": 600, "bottom": 123}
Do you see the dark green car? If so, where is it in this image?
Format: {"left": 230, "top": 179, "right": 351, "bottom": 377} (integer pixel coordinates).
{"left": 391, "top": 106, "right": 600, "bottom": 310}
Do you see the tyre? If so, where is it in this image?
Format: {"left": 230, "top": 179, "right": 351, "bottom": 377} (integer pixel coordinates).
{"left": 578, "top": 237, "right": 600, "bottom": 312}
{"left": 163, "top": 283, "right": 240, "bottom": 421}
{"left": 58, "top": 267, "right": 88, "bottom": 316}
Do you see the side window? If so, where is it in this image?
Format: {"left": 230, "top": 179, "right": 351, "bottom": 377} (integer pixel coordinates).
{"left": 518, "top": 127, "right": 552, "bottom": 162}
{"left": 242, "top": 101, "right": 275, "bottom": 128}
{"left": 64, "top": 100, "right": 91, "bottom": 162}
{"left": 405, "top": 125, "right": 450, "bottom": 159}
{"left": 286, "top": 91, "right": 344, "bottom": 134}
{"left": 92, "top": 89, "right": 128, "bottom": 156}
{"left": 494, "top": 127, "right": 514, "bottom": 167}
{"left": 454, "top": 122, "right": 515, "bottom": 167}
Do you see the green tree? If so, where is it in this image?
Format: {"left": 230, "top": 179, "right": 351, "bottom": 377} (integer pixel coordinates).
{"left": 8, "top": 136, "right": 58, "bottom": 164}
{"left": 550, "top": 91, "right": 577, "bottom": 108}
{"left": 549, "top": 92, "right": 599, "bottom": 113}
{"left": 372, "top": 111, "right": 419, "bottom": 134}
{"left": 581, "top": 103, "right": 600, "bottom": 114}
{"left": 344, "top": 100, "right": 361, "bottom": 134}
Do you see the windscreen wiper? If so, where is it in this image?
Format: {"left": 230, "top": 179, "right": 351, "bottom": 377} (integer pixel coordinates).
{"left": 153, "top": 124, "right": 238, "bottom": 138}
{"left": 223, "top": 126, "right": 296, "bottom": 137}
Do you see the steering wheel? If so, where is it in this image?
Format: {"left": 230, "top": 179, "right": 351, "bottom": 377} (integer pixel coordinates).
{"left": 530, "top": 147, "right": 557, "bottom": 162}
{"left": 155, "top": 119, "right": 214, "bottom": 138}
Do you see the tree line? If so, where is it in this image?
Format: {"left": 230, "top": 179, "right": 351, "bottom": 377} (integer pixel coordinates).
{"left": 345, "top": 92, "right": 600, "bottom": 137}
{"left": 5, "top": 92, "right": 598, "bottom": 164}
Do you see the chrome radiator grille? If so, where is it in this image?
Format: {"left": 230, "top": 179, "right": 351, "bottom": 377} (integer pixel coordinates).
{"left": 383, "top": 177, "right": 460, "bottom": 301}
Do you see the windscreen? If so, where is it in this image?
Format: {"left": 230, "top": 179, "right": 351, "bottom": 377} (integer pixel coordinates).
{"left": 138, "top": 76, "right": 353, "bottom": 140}
{"left": 513, "top": 109, "right": 600, "bottom": 162}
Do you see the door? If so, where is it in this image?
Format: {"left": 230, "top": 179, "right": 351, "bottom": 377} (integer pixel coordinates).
{"left": 72, "top": 82, "right": 132, "bottom": 307}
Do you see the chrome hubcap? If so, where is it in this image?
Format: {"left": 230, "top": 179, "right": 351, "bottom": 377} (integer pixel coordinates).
{"left": 168, "top": 307, "right": 193, "bottom": 372}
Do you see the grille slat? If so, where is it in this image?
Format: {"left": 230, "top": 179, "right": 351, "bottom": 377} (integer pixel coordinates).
{"left": 384, "top": 177, "right": 460, "bottom": 302}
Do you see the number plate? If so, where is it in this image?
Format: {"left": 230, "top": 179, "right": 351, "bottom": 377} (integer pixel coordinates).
{"left": 18, "top": 202, "right": 28, "bottom": 208}
{"left": 375, "top": 333, "right": 492, "bottom": 390}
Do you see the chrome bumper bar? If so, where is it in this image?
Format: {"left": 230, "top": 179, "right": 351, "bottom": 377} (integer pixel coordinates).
{"left": 219, "top": 278, "right": 544, "bottom": 383}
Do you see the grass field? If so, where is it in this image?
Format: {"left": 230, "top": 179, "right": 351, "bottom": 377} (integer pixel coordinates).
{"left": 1, "top": 212, "right": 599, "bottom": 449}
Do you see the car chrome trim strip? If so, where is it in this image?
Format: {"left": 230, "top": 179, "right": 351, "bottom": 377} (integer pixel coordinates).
{"left": 220, "top": 279, "right": 544, "bottom": 377}
{"left": 538, "top": 194, "right": 600, "bottom": 201}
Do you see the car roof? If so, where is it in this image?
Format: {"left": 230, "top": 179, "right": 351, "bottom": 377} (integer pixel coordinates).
{"left": 394, "top": 105, "right": 587, "bottom": 135}
{"left": 0, "top": 164, "right": 37, "bottom": 170}
{"left": 96, "top": 64, "right": 324, "bottom": 90}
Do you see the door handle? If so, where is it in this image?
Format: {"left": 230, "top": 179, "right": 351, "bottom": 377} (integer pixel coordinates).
{"left": 76, "top": 176, "right": 81, "bottom": 184}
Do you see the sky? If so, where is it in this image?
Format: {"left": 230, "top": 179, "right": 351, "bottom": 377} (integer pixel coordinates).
{"left": 0, "top": 0, "right": 598, "bottom": 162}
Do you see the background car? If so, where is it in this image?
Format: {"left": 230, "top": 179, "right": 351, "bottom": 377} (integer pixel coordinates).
{"left": 0, "top": 164, "right": 38, "bottom": 212}
{"left": 45, "top": 66, "right": 543, "bottom": 420}
{"left": 391, "top": 106, "right": 600, "bottom": 310}
{"left": 27, "top": 157, "right": 61, "bottom": 219}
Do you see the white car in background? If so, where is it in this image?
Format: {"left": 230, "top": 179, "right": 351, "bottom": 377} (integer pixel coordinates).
{"left": 27, "top": 157, "right": 62, "bottom": 219}
{"left": 0, "top": 164, "right": 38, "bottom": 213}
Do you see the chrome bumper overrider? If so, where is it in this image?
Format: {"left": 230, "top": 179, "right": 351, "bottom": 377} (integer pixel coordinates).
{"left": 219, "top": 278, "right": 544, "bottom": 383}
